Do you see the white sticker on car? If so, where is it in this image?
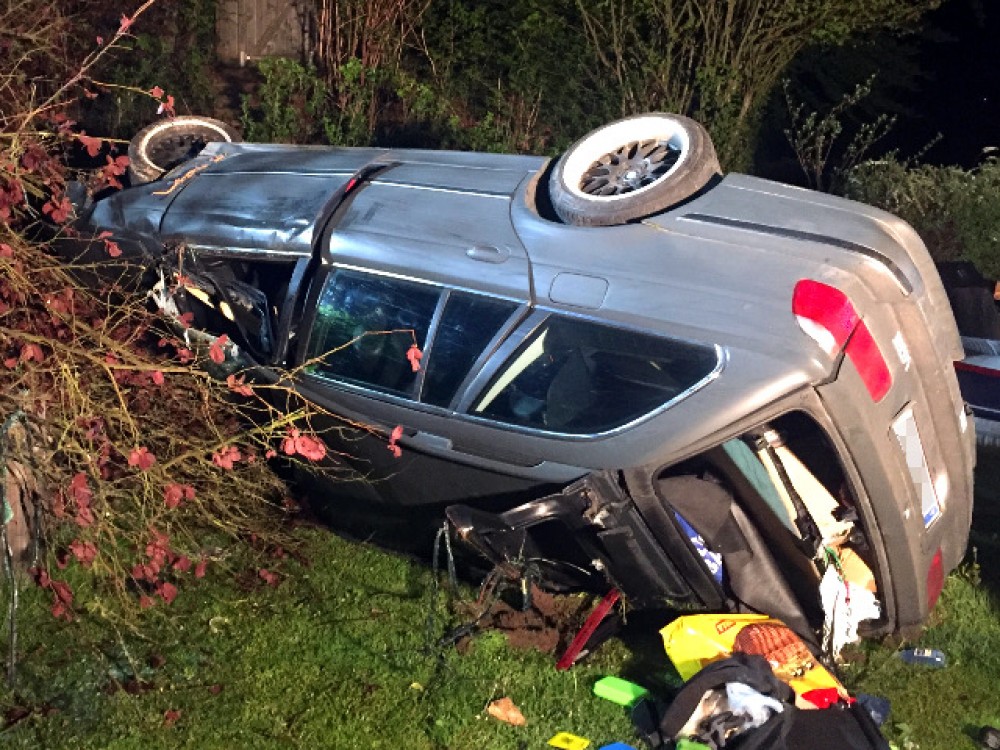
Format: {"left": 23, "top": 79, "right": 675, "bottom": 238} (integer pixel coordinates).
{"left": 891, "top": 406, "right": 941, "bottom": 527}
{"left": 892, "top": 332, "right": 912, "bottom": 371}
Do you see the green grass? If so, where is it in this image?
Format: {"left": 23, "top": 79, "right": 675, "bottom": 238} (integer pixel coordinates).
{"left": 0, "top": 529, "right": 638, "bottom": 749}
{"left": 3, "top": 445, "right": 999, "bottom": 750}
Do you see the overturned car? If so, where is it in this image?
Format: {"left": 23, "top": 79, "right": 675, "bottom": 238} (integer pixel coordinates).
{"left": 74, "top": 113, "right": 974, "bottom": 644}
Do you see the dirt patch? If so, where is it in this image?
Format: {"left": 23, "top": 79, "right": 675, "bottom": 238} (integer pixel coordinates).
{"left": 457, "top": 583, "right": 600, "bottom": 655}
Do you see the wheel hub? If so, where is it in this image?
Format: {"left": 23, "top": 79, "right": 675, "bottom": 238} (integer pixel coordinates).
{"left": 579, "top": 139, "right": 682, "bottom": 197}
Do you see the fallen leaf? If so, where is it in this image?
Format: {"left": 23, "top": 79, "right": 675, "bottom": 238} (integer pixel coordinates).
{"left": 487, "top": 697, "right": 526, "bottom": 726}
{"left": 406, "top": 343, "right": 423, "bottom": 372}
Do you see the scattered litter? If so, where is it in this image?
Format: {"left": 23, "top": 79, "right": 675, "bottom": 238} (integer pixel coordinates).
{"left": 727, "top": 681, "right": 786, "bottom": 728}
{"left": 979, "top": 725, "right": 1000, "bottom": 749}
{"left": 486, "top": 696, "right": 526, "bottom": 726}
{"left": 656, "top": 653, "right": 891, "bottom": 749}
{"left": 598, "top": 743, "right": 637, "bottom": 750}
{"left": 855, "top": 693, "right": 891, "bottom": 727}
{"left": 674, "top": 511, "right": 724, "bottom": 584}
{"left": 556, "top": 588, "right": 620, "bottom": 670}
{"left": 799, "top": 688, "right": 842, "bottom": 709}
{"left": 898, "top": 647, "right": 946, "bottom": 668}
{"left": 675, "top": 740, "right": 712, "bottom": 750}
{"left": 661, "top": 614, "right": 848, "bottom": 705}
{"left": 819, "top": 563, "right": 881, "bottom": 659}
{"left": 837, "top": 547, "right": 877, "bottom": 593}
{"left": 593, "top": 675, "right": 649, "bottom": 707}
{"left": 548, "top": 731, "right": 590, "bottom": 749}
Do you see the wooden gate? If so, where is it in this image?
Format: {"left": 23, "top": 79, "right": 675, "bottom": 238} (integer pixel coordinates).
{"left": 217, "top": 0, "right": 307, "bottom": 65}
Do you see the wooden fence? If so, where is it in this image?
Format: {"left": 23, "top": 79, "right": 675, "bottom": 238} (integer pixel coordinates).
{"left": 216, "top": 0, "right": 309, "bottom": 65}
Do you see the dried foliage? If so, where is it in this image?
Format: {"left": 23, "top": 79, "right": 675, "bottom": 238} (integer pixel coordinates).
{"left": 0, "top": 1, "right": 342, "bottom": 642}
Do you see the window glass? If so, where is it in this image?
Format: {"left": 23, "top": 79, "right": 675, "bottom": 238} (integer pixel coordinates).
{"left": 307, "top": 271, "right": 439, "bottom": 396}
{"left": 472, "top": 316, "right": 718, "bottom": 433}
{"left": 422, "top": 293, "right": 519, "bottom": 407}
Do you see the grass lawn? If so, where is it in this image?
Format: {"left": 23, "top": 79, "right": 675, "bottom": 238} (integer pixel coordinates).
{"left": 1, "top": 445, "right": 998, "bottom": 750}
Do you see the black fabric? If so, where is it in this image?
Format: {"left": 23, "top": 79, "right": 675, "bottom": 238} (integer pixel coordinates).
{"left": 784, "top": 702, "right": 890, "bottom": 750}
{"left": 657, "top": 653, "right": 793, "bottom": 743}
{"left": 658, "top": 475, "right": 818, "bottom": 647}
{"left": 650, "top": 654, "right": 890, "bottom": 750}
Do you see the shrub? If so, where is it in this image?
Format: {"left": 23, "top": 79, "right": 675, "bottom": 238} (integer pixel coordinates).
{"left": 0, "top": 2, "right": 346, "bottom": 683}
{"left": 844, "top": 156, "right": 1000, "bottom": 280}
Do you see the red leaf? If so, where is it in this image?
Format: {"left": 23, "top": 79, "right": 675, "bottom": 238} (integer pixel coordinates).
{"left": 280, "top": 428, "right": 327, "bottom": 461}
{"left": 387, "top": 425, "right": 404, "bottom": 458}
{"left": 194, "top": 559, "right": 207, "bottom": 579}
{"left": 157, "top": 581, "right": 178, "bottom": 604}
{"left": 212, "top": 445, "right": 241, "bottom": 470}
{"left": 281, "top": 428, "right": 300, "bottom": 456}
{"left": 42, "top": 196, "right": 72, "bottom": 224}
{"left": 0, "top": 243, "right": 13, "bottom": 258}
{"left": 96, "top": 35, "right": 104, "bottom": 45}
{"left": 19, "top": 343, "right": 44, "bottom": 363}
{"left": 173, "top": 555, "right": 192, "bottom": 573}
{"left": 118, "top": 13, "right": 134, "bottom": 34}
{"left": 69, "top": 472, "right": 92, "bottom": 507}
{"left": 33, "top": 568, "right": 51, "bottom": 588}
{"left": 163, "top": 483, "right": 184, "bottom": 509}
{"left": 226, "top": 373, "right": 253, "bottom": 396}
{"left": 406, "top": 344, "right": 423, "bottom": 372}
{"left": 295, "top": 434, "right": 326, "bottom": 461}
{"left": 139, "top": 595, "right": 155, "bottom": 609}
{"left": 69, "top": 540, "right": 97, "bottom": 567}
{"left": 163, "top": 709, "right": 181, "bottom": 727}
{"left": 258, "top": 568, "right": 279, "bottom": 587}
{"left": 208, "top": 334, "right": 229, "bottom": 364}
{"left": 151, "top": 370, "right": 165, "bottom": 385}
{"left": 78, "top": 133, "right": 103, "bottom": 158}
{"left": 128, "top": 446, "right": 156, "bottom": 471}
{"left": 157, "top": 95, "right": 176, "bottom": 117}
{"left": 150, "top": 85, "right": 164, "bottom": 99}
{"left": 50, "top": 580, "right": 73, "bottom": 607}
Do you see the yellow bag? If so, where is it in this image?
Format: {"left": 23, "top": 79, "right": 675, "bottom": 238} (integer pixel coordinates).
{"left": 661, "top": 614, "right": 847, "bottom": 706}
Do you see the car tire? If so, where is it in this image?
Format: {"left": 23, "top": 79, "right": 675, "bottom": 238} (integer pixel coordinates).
{"left": 128, "top": 116, "right": 241, "bottom": 185}
{"left": 549, "top": 113, "right": 720, "bottom": 226}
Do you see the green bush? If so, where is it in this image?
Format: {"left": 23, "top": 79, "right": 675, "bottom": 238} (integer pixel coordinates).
{"left": 844, "top": 156, "right": 1000, "bottom": 280}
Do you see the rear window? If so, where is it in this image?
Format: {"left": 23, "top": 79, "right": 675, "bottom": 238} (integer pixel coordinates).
{"left": 471, "top": 316, "right": 718, "bottom": 433}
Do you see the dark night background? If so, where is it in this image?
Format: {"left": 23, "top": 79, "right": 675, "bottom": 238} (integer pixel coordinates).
{"left": 897, "top": 0, "right": 1000, "bottom": 167}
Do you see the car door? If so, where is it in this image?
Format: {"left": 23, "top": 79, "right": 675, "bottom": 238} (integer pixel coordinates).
{"left": 287, "top": 176, "right": 592, "bottom": 506}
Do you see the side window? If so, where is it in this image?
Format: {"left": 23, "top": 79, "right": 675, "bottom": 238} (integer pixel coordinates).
{"left": 306, "top": 271, "right": 439, "bottom": 396}
{"left": 472, "top": 316, "right": 718, "bottom": 433}
{"left": 421, "top": 292, "right": 519, "bottom": 407}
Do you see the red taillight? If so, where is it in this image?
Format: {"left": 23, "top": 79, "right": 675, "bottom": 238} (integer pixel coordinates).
{"left": 792, "top": 279, "right": 858, "bottom": 355}
{"left": 844, "top": 321, "right": 892, "bottom": 401}
{"left": 926, "top": 547, "right": 944, "bottom": 611}
{"left": 792, "top": 280, "right": 893, "bottom": 401}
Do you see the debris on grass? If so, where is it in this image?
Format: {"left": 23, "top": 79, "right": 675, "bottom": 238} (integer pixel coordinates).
{"left": 487, "top": 696, "right": 527, "bottom": 726}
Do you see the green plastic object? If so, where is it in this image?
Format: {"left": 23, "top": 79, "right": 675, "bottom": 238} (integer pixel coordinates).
{"left": 592, "top": 676, "right": 650, "bottom": 707}
{"left": 675, "top": 740, "right": 712, "bottom": 750}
